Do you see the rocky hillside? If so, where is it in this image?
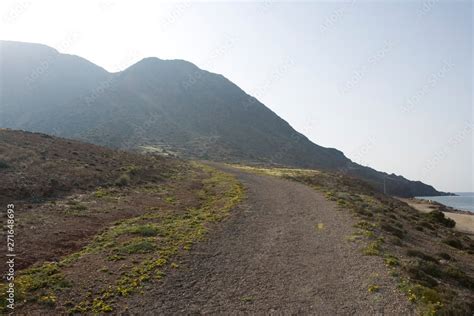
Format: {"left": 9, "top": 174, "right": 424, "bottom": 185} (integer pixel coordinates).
{"left": 0, "top": 129, "right": 181, "bottom": 205}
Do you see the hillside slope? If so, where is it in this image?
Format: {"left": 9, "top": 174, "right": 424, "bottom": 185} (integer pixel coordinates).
{"left": 0, "top": 40, "right": 447, "bottom": 197}
{"left": 0, "top": 128, "right": 180, "bottom": 205}
{"left": 0, "top": 129, "right": 244, "bottom": 314}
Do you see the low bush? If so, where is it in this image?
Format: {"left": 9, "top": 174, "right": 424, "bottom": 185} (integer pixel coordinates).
{"left": 115, "top": 174, "right": 130, "bottom": 187}
{"left": 404, "top": 261, "right": 438, "bottom": 287}
{"left": 94, "top": 189, "right": 108, "bottom": 198}
{"left": 436, "top": 252, "right": 452, "bottom": 261}
{"left": 444, "top": 266, "right": 474, "bottom": 289}
{"left": 118, "top": 239, "right": 156, "bottom": 254}
{"left": 426, "top": 210, "right": 456, "bottom": 228}
{"left": 71, "top": 204, "right": 87, "bottom": 211}
{"left": 381, "top": 222, "right": 405, "bottom": 239}
{"left": 419, "top": 221, "right": 435, "bottom": 230}
{"left": 383, "top": 255, "right": 399, "bottom": 267}
{"left": 362, "top": 240, "right": 383, "bottom": 256}
{"left": 406, "top": 249, "right": 438, "bottom": 263}
{"left": 442, "top": 238, "right": 464, "bottom": 250}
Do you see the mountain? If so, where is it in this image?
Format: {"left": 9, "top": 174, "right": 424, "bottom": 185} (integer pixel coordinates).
{"left": 0, "top": 40, "right": 449, "bottom": 197}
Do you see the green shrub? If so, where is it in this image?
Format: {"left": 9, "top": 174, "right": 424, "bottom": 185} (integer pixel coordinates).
{"left": 0, "top": 160, "right": 9, "bottom": 169}
{"left": 354, "top": 221, "right": 376, "bottom": 231}
{"left": 442, "top": 238, "right": 464, "bottom": 250}
{"left": 436, "top": 252, "right": 452, "bottom": 261}
{"left": 415, "top": 225, "right": 424, "bottom": 232}
{"left": 427, "top": 210, "right": 456, "bottom": 228}
{"left": 444, "top": 265, "right": 465, "bottom": 280}
{"left": 72, "top": 204, "right": 87, "bottom": 211}
{"left": 439, "top": 301, "right": 474, "bottom": 316}
{"left": 368, "top": 284, "right": 380, "bottom": 293}
{"left": 404, "top": 284, "right": 442, "bottom": 313}
{"left": 381, "top": 222, "right": 405, "bottom": 239}
{"left": 384, "top": 255, "right": 399, "bottom": 267}
{"left": 94, "top": 189, "right": 108, "bottom": 198}
{"left": 115, "top": 174, "right": 130, "bottom": 187}
{"left": 388, "top": 236, "right": 403, "bottom": 246}
{"left": 118, "top": 240, "right": 156, "bottom": 254}
{"left": 420, "top": 221, "right": 435, "bottom": 230}
{"left": 126, "top": 166, "right": 139, "bottom": 175}
{"left": 404, "top": 261, "right": 438, "bottom": 287}
{"left": 418, "top": 261, "right": 442, "bottom": 278}
{"left": 406, "top": 249, "right": 438, "bottom": 263}
{"left": 363, "top": 240, "right": 383, "bottom": 256}
{"left": 444, "top": 266, "right": 474, "bottom": 289}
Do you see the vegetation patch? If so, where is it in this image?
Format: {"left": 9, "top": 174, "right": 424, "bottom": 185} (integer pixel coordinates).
{"left": 0, "top": 262, "right": 70, "bottom": 310}
{"left": 315, "top": 223, "right": 325, "bottom": 231}
{"left": 380, "top": 222, "right": 405, "bottom": 239}
{"left": 115, "top": 173, "right": 130, "bottom": 187}
{"left": 383, "top": 255, "right": 399, "bottom": 267}
{"left": 94, "top": 188, "right": 109, "bottom": 198}
{"left": 129, "top": 224, "right": 162, "bottom": 237}
{"left": 362, "top": 240, "right": 383, "bottom": 256}
{"left": 0, "top": 160, "right": 9, "bottom": 169}
{"left": 399, "top": 281, "right": 443, "bottom": 315}
{"left": 0, "top": 163, "right": 243, "bottom": 314}
{"left": 241, "top": 296, "right": 255, "bottom": 302}
{"left": 425, "top": 210, "right": 456, "bottom": 228}
{"left": 406, "top": 249, "right": 438, "bottom": 263}
{"left": 368, "top": 284, "right": 380, "bottom": 293}
{"left": 442, "top": 238, "right": 464, "bottom": 250}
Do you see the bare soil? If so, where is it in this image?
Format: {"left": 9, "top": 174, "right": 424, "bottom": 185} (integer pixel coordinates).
{"left": 125, "top": 165, "right": 413, "bottom": 315}
{"left": 0, "top": 129, "right": 193, "bottom": 276}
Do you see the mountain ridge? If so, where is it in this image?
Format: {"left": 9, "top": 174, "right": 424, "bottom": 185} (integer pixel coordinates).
{"left": 0, "top": 40, "right": 451, "bottom": 197}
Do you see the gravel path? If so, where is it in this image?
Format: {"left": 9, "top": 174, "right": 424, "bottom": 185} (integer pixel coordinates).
{"left": 127, "top": 166, "right": 413, "bottom": 315}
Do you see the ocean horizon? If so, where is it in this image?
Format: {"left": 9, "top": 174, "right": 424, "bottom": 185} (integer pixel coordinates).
{"left": 416, "top": 192, "right": 474, "bottom": 213}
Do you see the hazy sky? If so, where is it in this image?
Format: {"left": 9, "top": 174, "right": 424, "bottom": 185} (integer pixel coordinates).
{"left": 0, "top": 0, "right": 472, "bottom": 192}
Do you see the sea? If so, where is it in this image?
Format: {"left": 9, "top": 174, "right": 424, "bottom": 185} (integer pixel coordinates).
{"left": 416, "top": 192, "right": 474, "bottom": 213}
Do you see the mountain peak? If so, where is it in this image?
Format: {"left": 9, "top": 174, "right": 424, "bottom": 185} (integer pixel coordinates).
{"left": 126, "top": 57, "right": 200, "bottom": 72}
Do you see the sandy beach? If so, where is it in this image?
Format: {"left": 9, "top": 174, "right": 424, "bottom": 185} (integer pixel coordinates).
{"left": 399, "top": 198, "right": 474, "bottom": 235}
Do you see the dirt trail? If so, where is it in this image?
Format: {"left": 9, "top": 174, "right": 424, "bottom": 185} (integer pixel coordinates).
{"left": 127, "top": 166, "right": 413, "bottom": 315}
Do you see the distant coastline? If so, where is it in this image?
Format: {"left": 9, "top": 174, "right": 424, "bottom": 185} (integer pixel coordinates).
{"left": 400, "top": 196, "right": 474, "bottom": 235}
{"left": 416, "top": 192, "right": 474, "bottom": 214}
